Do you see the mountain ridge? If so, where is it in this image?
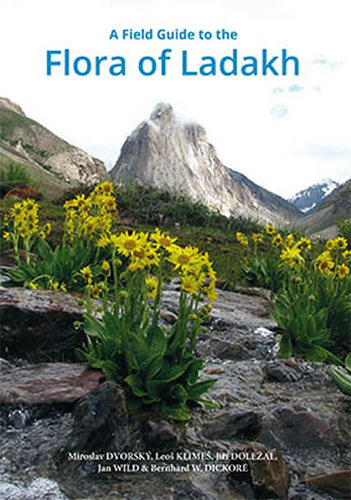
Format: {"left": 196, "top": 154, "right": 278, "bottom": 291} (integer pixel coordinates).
{"left": 289, "top": 179, "right": 339, "bottom": 215}
{"left": 0, "top": 97, "right": 107, "bottom": 195}
{"left": 111, "top": 103, "right": 301, "bottom": 225}
{"left": 298, "top": 178, "right": 351, "bottom": 238}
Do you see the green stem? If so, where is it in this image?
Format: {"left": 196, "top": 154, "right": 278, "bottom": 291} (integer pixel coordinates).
{"left": 152, "top": 259, "right": 164, "bottom": 328}
{"left": 112, "top": 248, "right": 119, "bottom": 314}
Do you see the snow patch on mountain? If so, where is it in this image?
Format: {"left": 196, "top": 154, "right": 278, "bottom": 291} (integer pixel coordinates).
{"left": 289, "top": 179, "right": 339, "bottom": 215}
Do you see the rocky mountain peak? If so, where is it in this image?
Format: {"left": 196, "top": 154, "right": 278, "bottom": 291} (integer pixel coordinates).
{"left": 0, "top": 97, "right": 26, "bottom": 117}
{"left": 111, "top": 103, "right": 301, "bottom": 224}
{"left": 150, "top": 102, "right": 175, "bottom": 123}
{"left": 289, "top": 179, "right": 339, "bottom": 215}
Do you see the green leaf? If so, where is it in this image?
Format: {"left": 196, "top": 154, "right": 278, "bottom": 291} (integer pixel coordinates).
{"left": 345, "top": 353, "right": 351, "bottom": 372}
{"left": 278, "top": 335, "right": 292, "bottom": 358}
{"left": 169, "top": 383, "right": 188, "bottom": 404}
{"left": 147, "top": 324, "right": 167, "bottom": 357}
{"left": 186, "top": 358, "right": 204, "bottom": 384}
{"left": 161, "top": 404, "right": 192, "bottom": 421}
{"left": 330, "top": 367, "right": 351, "bottom": 395}
{"left": 303, "top": 345, "right": 328, "bottom": 362}
{"left": 123, "top": 337, "right": 140, "bottom": 372}
{"left": 196, "top": 398, "right": 221, "bottom": 410}
{"left": 124, "top": 374, "right": 148, "bottom": 397}
{"left": 187, "top": 379, "right": 217, "bottom": 401}
{"left": 146, "top": 379, "right": 167, "bottom": 399}
{"left": 140, "top": 355, "right": 163, "bottom": 380}
{"left": 161, "top": 360, "right": 194, "bottom": 383}
{"left": 84, "top": 314, "right": 107, "bottom": 339}
{"left": 37, "top": 238, "right": 53, "bottom": 261}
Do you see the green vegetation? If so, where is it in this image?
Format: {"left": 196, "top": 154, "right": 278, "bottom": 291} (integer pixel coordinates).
{"left": 1, "top": 182, "right": 219, "bottom": 420}
{"left": 337, "top": 218, "right": 351, "bottom": 246}
{"left": 116, "top": 184, "right": 262, "bottom": 233}
{"left": 0, "top": 160, "right": 32, "bottom": 184}
{"left": 238, "top": 227, "right": 351, "bottom": 361}
{"left": 79, "top": 242, "right": 219, "bottom": 420}
{"left": 272, "top": 277, "right": 345, "bottom": 364}
{"left": 331, "top": 354, "right": 351, "bottom": 395}
{"left": 0, "top": 108, "right": 30, "bottom": 141}
{"left": 1, "top": 180, "right": 350, "bottom": 371}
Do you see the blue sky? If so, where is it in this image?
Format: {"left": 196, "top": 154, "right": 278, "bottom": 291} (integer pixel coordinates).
{"left": 1, "top": 0, "right": 350, "bottom": 197}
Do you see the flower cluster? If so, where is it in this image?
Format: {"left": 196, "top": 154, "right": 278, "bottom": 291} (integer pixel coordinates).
{"left": 64, "top": 181, "right": 116, "bottom": 243}
{"left": 236, "top": 232, "right": 249, "bottom": 247}
{"left": 2, "top": 199, "right": 51, "bottom": 263}
{"left": 240, "top": 222, "right": 350, "bottom": 279}
{"left": 314, "top": 237, "right": 350, "bottom": 278}
{"left": 94, "top": 227, "right": 217, "bottom": 303}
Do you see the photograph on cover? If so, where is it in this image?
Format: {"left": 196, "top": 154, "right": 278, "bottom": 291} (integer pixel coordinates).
{"left": 0, "top": 0, "right": 350, "bottom": 498}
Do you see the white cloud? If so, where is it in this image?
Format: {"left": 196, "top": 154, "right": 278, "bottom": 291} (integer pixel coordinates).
{"left": 1, "top": 0, "right": 350, "bottom": 198}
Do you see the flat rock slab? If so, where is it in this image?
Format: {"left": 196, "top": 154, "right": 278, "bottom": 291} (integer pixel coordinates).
{"left": 0, "top": 363, "right": 104, "bottom": 405}
{"left": 0, "top": 286, "right": 84, "bottom": 315}
{"left": 304, "top": 470, "right": 351, "bottom": 498}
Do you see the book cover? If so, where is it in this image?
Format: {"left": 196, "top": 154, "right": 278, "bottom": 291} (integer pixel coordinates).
{"left": 0, "top": 1, "right": 350, "bottom": 499}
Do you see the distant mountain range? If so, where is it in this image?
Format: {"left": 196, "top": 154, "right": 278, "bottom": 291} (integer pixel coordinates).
{"left": 1, "top": 97, "right": 348, "bottom": 233}
{"left": 110, "top": 103, "right": 301, "bottom": 225}
{"left": 289, "top": 179, "right": 339, "bottom": 215}
{"left": 298, "top": 179, "right": 351, "bottom": 238}
{"left": 0, "top": 97, "right": 107, "bottom": 196}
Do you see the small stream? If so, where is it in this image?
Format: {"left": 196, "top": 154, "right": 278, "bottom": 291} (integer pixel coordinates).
{"left": 0, "top": 280, "right": 350, "bottom": 499}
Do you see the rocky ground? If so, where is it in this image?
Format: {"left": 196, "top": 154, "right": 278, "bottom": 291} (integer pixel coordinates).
{"left": 0, "top": 283, "right": 350, "bottom": 499}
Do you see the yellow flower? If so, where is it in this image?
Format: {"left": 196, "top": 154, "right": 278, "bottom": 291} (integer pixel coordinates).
{"left": 2, "top": 232, "right": 11, "bottom": 240}
{"left": 80, "top": 266, "right": 93, "bottom": 285}
{"left": 167, "top": 245, "right": 202, "bottom": 271}
{"left": 94, "top": 181, "right": 114, "bottom": 195}
{"left": 206, "top": 286, "right": 218, "bottom": 303}
{"left": 342, "top": 250, "right": 351, "bottom": 260}
{"left": 75, "top": 194, "right": 88, "bottom": 210}
{"left": 110, "top": 231, "right": 142, "bottom": 257}
{"left": 145, "top": 276, "right": 158, "bottom": 299}
{"left": 128, "top": 261, "right": 143, "bottom": 272}
{"left": 63, "top": 199, "right": 77, "bottom": 209}
{"left": 181, "top": 274, "right": 199, "bottom": 295}
{"left": 97, "top": 233, "right": 111, "bottom": 247}
{"left": 296, "top": 237, "right": 312, "bottom": 251}
{"left": 132, "top": 244, "right": 160, "bottom": 269}
{"left": 265, "top": 224, "right": 276, "bottom": 235}
{"left": 280, "top": 246, "right": 305, "bottom": 268}
{"left": 236, "top": 232, "right": 249, "bottom": 247}
{"left": 60, "top": 283, "right": 67, "bottom": 292}
{"left": 101, "top": 260, "right": 110, "bottom": 272}
{"left": 92, "top": 284, "right": 101, "bottom": 298}
{"left": 252, "top": 233, "right": 264, "bottom": 243}
{"left": 27, "top": 282, "right": 38, "bottom": 290}
{"left": 314, "top": 251, "right": 335, "bottom": 276}
{"left": 337, "top": 264, "right": 350, "bottom": 279}
{"left": 150, "top": 228, "right": 177, "bottom": 249}
{"left": 285, "top": 234, "right": 295, "bottom": 247}
{"left": 104, "top": 196, "right": 116, "bottom": 212}
{"left": 272, "top": 234, "right": 283, "bottom": 246}
{"left": 325, "top": 239, "right": 335, "bottom": 251}
{"left": 52, "top": 281, "right": 60, "bottom": 291}
{"left": 334, "top": 237, "right": 348, "bottom": 250}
